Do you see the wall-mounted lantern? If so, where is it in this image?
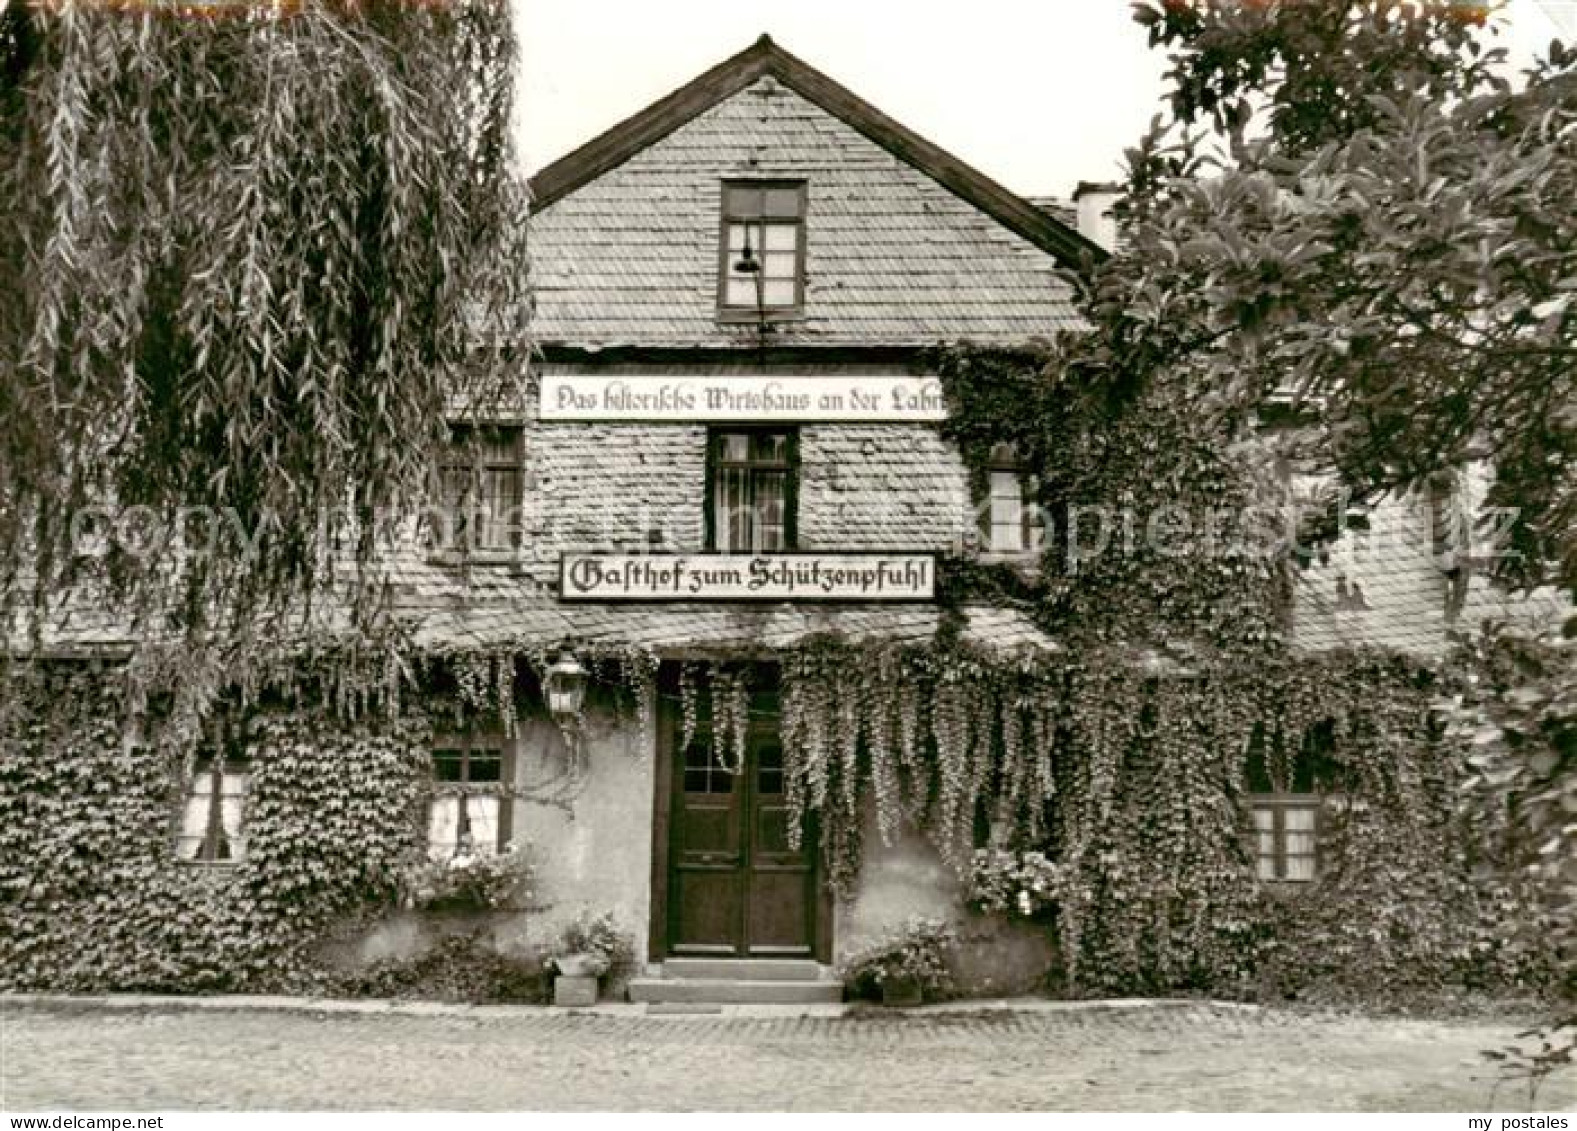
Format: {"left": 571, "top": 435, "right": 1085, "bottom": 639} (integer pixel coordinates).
{"left": 545, "top": 651, "right": 588, "bottom": 725}
{"left": 545, "top": 651, "right": 589, "bottom": 775}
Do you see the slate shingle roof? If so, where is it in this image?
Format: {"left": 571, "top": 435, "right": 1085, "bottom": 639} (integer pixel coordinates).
{"left": 409, "top": 591, "right": 1057, "bottom": 657}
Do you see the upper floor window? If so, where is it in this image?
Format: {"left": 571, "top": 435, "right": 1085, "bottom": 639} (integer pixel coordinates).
{"left": 719, "top": 181, "right": 806, "bottom": 317}
{"left": 709, "top": 430, "right": 796, "bottom": 552}
{"left": 437, "top": 425, "right": 524, "bottom": 555}
{"left": 176, "top": 748, "right": 250, "bottom": 864}
{"left": 981, "top": 444, "right": 1044, "bottom": 556}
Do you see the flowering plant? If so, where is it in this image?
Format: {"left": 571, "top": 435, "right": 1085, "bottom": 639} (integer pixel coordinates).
{"left": 967, "top": 848, "right": 1066, "bottom": 920}
{"left": 404, "top": 840, "right": 536, "bottom": 912}
{"left": 547, "top": 911, "right": 638, "bottom": 981}
{"left": 838, "top": 916, "right": 956, "bottom": 997}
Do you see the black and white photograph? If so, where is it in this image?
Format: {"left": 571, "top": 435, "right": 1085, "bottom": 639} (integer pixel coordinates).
{"left": 0, "top": 0, "right": 1573, "bottom": 1117}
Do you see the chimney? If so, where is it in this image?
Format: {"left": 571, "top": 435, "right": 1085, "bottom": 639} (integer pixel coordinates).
{"left": 1072, "top": 180, "right": 1121, "bottom": 252}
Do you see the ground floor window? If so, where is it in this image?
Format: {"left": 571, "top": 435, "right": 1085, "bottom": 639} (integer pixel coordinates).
{"left": 1243, "top": 722, "right": 1338, "bottom": 883}
{"left": 175, "top": 754, "right": 250, "bottom": 863}
{"left": 1247, "top": 796, "right": 1319, "bottom": 882}
{"left": 428, "top": 738, "right": 512, "bottom": 858}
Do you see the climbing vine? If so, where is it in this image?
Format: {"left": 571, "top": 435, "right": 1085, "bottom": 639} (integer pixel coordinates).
{"left": 0, "top": 661, "right": 432, "bottom": 993}
{"left": 770, "top": 636, "right": 1549, "bottom": 999}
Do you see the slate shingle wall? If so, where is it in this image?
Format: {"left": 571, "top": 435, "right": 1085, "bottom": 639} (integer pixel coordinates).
{"left": 519, "top": 418, "right": 971, "bottom": 572}
{"left": 527, "top": 423, "right": 709, "bottom": 570}
{"left": 530, "top": 78, "right": 1081, "bottom": 348}
{"left": 799, "top": 425, "right": 970, "bottom": 552}
{"left": 1291, "top": 488, "right": 1448, "bottom": 656}
{"left": 1289, "top": 481, "right": 1571, "bottom": 656}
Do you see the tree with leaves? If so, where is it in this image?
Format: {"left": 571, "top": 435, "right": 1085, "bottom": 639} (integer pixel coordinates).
{"left": 978, "top": 0, "right": 1572, "bottom": 1040}
{"left": 1115, "top": 0, "right": 1575, "bottom": 593}
{"left": 1, "top": 0, "right": 530, "bottom": 647}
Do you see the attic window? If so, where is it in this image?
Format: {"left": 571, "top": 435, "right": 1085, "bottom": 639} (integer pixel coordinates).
{"left": 719, "top": 180, "right": 806, "bottom": 317}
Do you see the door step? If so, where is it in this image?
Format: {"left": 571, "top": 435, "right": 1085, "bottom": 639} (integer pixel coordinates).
{"left": 628, "top": 977, "right": 842, "bottom": 1005}
{"left": 663, "top": 958, "right": 823, "bottom": 982}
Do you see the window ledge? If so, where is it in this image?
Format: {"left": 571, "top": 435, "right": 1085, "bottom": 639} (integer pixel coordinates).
{"left": 976, "top": 552, "right": 1043, "bottom": 577}
{"left": 716, "top": 309, "right": 805, "bottom": 325}
{"left": 1256, "top": 879, "right": 1319, "bottom": 896}
{"left": 426, "top": 550, "right": 525, "bottom": 569}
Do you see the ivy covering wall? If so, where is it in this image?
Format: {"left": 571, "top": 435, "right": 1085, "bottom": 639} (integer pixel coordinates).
{"left": 659, "top": 641, "right": 1551, "bottom": 1001}
{"left": 0, "top": 662, "right": 432, "bottom": 992}
{"left": 0, "top": 641, "right": 1551, "bottom": 1000}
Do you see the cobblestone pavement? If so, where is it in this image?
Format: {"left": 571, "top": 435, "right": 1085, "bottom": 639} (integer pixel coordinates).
{"left": 2, "top": 1000, "right": 1573, "bottom": 1111}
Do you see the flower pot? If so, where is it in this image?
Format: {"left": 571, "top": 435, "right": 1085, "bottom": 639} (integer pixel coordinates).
{"left": 881, "top": 974, "right": 923, "bottom": 1008}
{"left": 554, "top": 974, "right": 598, "bottom": 1007}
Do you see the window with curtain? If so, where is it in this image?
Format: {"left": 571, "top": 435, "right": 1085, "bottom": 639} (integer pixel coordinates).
{"left": 1243, "top": 722, "right": 1339, "bottom": 883}
{"left": 436, "top": 425, "right": 524, "bottom": 554}
{"left": 719, "top": 181, "right": 806, "bottom": 315}
{"left": 175, "top": 755, "right": 250, "bottom": 863}
{"left": 1247, "top": 798, "right": 1320, "bottom": 882}
{"left": 709, "top": 430, "right": 795, "bottom": 552}
{"left": 428, "top": 739, "right": 510, "bottom": 859}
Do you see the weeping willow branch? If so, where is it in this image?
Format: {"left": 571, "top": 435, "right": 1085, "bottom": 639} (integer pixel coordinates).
{"left": 0, "top": 0, "right": 531, "bottom": 653}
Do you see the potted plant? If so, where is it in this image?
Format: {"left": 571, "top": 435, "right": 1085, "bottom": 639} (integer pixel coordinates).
{"left": 402, "top": 840, "right": 536, "bottom": 915}
{"left": 838, "top": 916, "right": 957, "bottom": 1007}
{"left": 547, "top": 911, "right": 636, "bottom": 1006}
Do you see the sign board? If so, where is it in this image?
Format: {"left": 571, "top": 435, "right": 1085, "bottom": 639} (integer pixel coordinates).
{"left": 559, "top": 553, "right": 935, "bottom": 602}
{"left": 539, "top": 374, "right": 947, "bottom": 423}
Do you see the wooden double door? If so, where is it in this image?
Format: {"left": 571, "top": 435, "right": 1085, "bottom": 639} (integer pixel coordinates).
{"left": 663, "top": 680, "right": 819, "bottom": 958}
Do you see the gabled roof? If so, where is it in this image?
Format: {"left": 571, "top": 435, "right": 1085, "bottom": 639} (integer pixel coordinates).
{"left": 529, "top": 34, "right": 1105, "bottom": 270}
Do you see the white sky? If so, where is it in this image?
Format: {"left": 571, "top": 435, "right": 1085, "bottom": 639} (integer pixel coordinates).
{"left": 512, "top": 0, "right": 1573, "bottom": 200}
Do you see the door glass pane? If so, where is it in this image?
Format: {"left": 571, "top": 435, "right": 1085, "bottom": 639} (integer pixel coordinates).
{"left": 683, "top": 739, "right": 732, "bottom": 794}
{"left": 758, "top": 744, "right": 784, "bottom": 795}
{"left": 433, "top": 749, "right": 465, "bottom": 782}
